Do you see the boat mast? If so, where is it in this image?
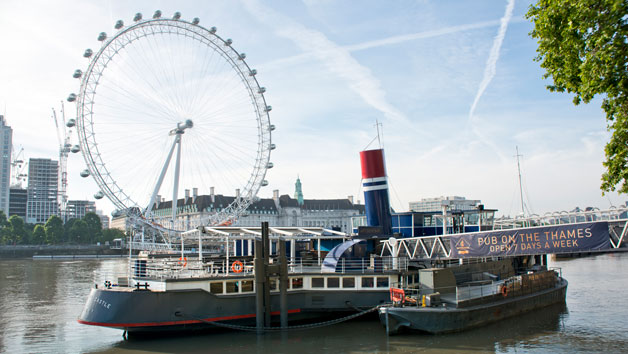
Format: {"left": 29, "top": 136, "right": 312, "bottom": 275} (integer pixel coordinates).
{"left": 516, "top": 146, "right": 525, "bottom": 217}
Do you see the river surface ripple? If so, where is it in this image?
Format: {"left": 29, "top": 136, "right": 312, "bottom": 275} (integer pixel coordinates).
{"left": 1, "top": 253, "right": 627, "bottom": 353}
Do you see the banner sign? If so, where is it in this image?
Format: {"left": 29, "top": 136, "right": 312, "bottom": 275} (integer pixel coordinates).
{"left": 449, "top": 221, "right": 610, "bottom": 258}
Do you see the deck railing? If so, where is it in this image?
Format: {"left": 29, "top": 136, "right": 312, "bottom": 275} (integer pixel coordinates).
{"left": 130, "top": 256, "right": 409, "bottom": 280}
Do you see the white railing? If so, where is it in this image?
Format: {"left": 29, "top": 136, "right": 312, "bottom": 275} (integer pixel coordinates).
{"left": 129, "top": 256, "right": 409, "bottom": 280}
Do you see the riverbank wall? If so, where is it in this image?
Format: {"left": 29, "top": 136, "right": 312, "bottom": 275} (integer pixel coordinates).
{"left": 0, "top": 245, "right": 125, "bottom": 259}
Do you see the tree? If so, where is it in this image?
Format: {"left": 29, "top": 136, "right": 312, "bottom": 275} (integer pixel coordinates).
{"left": 32, "top": 225, "right": 46, "bottom": 244}
{"left": 526, "top": 0, "right": 628, "bottom": 193}
{"left": 45, "top": 215, "right": 64, "bottom": 244}
{"left": 8, "top": 215, "right": 27, "bottom": 245}
{"left": 0, "top": 210, "right": 8, "bottom": 228}
{"left": 101, "top": 228, "right": 125, "bottom": 244}
{"left": 69, "top": 219, "right": 89, "bottom": 244}
{"left": 83, "top": 212, "right": 102, "bottom": 243}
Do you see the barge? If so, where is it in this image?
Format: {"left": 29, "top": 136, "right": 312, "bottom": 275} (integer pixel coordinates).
{"left": 379, "top": 260, "right": 567, "bottom": 334}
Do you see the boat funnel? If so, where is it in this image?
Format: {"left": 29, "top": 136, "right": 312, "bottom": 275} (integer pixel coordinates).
{"left": 360, "top": 149, "right": 392, "bottom": 235}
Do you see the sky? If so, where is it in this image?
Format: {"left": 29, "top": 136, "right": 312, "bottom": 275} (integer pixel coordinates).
{"left": 0, "top": 0, "right": 624, "bottom": 219}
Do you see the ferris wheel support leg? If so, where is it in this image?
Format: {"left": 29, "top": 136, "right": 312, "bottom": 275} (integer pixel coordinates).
{"left": 144, "top": 135, "right": 180, "bottom": 216}
{"left": 173, "top": 135, "right": 183, "bottom": 259}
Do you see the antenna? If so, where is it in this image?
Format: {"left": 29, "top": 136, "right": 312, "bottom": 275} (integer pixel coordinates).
{"left": 375, "top": 119, "right": 383, "bottom": 148}
{"left": 515, "top": 146, "right": 525, "bottom": 217}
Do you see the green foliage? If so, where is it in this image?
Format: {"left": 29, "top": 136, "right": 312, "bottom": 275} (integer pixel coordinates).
{"left": 527, "top": 0, "right": 628, "bottom": 193}
{"left": 101, "top": 228, "right": 125, "bottom": 244}
{"left": 32, "top": 225, "right": 46, "bottom": 245}
{"left": 8, "top": 215, "right": 27, "bottom": 244}
{"left": 69, "top": 219, "right": 89, "bottom": 244}
{"left": 83, "top": 212, "right": 103, "bottom": 242}
{"left": 45, "top": 215, "right": 64, "bottom": 244}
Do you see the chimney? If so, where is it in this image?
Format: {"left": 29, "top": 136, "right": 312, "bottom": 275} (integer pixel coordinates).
{"left": 210, "top": 186, "right": 215, "bottom": 203}
{"left": 273, "top": 189, "right": 279, "bottom": 201}
{"left": 185, "top": 189, "right": 190, "bottom": 202}
{"left": 235, "top": 188, "right": 240, "bottom": 199}
{"left": 348, "top": 195, "right": 354, "bottom": 204}
{"left": 192, "top": 187, "right": 198, "bottom": 200}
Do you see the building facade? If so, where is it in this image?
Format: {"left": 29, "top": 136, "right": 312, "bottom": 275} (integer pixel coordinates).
{"left": 409, "top": 196, "right": 481, "bottom": 213}
{"left": 26, "top": 158, "right": 59, "bottom": 224}
{"left": 0, "top": 116, "right": 12, "bottom": 216}
{"left": 8, "top": 187, "right": 27, "bottom": 218}
{"left": 66, "top": 200, "right": 96, "bottom": 220}
{"left": 128, "top": 177, "right": 365, "bottom": 234}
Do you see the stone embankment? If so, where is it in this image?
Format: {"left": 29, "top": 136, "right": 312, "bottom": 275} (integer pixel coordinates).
{"left": 0, "top": 245, "right": 125, "bottom": 259}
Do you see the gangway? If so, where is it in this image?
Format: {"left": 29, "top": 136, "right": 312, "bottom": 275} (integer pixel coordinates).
{"left": 382, "top": 207, "right": 628, "bottom": 261}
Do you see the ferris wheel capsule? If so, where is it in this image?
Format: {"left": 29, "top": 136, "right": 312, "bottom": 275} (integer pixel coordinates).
{"left": 258, "top": 87, "right": 266, "bottom": 94}
{"left": 173, "top": 12, "right": 181, "bottom": 20}
{"left": 270, "top": 144, "right": 276, "bottom": 150}
{"left": 71, "top": 145, "right": 80, "bottom": 153}
{"left": 97, "top": 32, "right": 107, "bottom": 41}
{"left": 238, "top": 53, "right": 246, "bottom": 60}
{"left": 153, "top": 10, "right": 162, "bottom": 19}
{"left": 192, "top": 18, "right": 200, "bottom": 25}
{"left": 209, "top": 27, "right": 217, "bottom": 34}
{"left": 249, "top": 69, "right": 257, "bottom": 76}
{"left": 133, "top": 13, "right": 142, "bottom": 22}
{"left": 269, "top": 124, "right": 276, "bottom": 131}
{"left": 83, "top": 49, "right": 93, "bottom": 58}
{"left": 80, "top": 169, "right": 90, "bottom": 178}
{"left": 73, "top": 69, "right": 82, "bottom": 79}
{"left": 265, "top": 105, "right": 272, "bottom": 112}
{"left": 261, "top": 180, "right": 269, "bottom": 187}
{"left": 66, "top": 118, "right": 76, "bottom": 127}
{"left": 94, "top": 191, "right": 104, "bottom": 199}
{"left": 67, "top": 93, "right": 77, "bottom": 102}
{"left": 266, "top": 162, "right": 274, "bottom": 169}
{"left": 224, "top": 38, "right": 232, "bottom": 46}
{"left": 115, "top": 20, "right": 124, "bottom": 29}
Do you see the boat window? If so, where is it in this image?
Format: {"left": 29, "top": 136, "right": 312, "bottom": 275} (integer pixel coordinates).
{"left": 311, "top": 277, "right": 324, "bottom": 288}
{"left": 241, "top": 280, "right": 254, "bottom": 293}
{"left": 209, "top": 282, "right": 223, "bottom": 294}
{"left": 342, "top": 277, "right": 355, "bottom": 288}
{"left": 226, "top": 281, "right": 239, "bottom": 294}
{"left": 377, "top": 277, "right": 389, "bottom": 288}
{"left": 361, "top": 277, "right": 374, "bottom": 288}
{"left": 327, "top": 277, "right": 340, "bottom": 288}
{"left": 291, "top": 277, "right": 303, "bottom": 289}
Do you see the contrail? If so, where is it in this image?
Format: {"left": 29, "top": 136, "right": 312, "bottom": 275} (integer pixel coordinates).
{"left": 468, "top": 0, "right": 515, "bottom": 162}
{"left": 242, "top": 0, "right": 415, "bottom": 130}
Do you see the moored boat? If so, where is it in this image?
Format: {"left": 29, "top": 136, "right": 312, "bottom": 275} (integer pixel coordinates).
{"left": 379, "top": 260, "right": 567, "bottom": 334}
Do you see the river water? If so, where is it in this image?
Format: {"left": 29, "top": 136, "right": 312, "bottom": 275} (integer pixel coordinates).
{"left": 1, "top": 253, "right": 627, "bottom": 354}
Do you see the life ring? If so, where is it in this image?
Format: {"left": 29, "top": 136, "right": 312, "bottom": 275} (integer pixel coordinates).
{"left": 231, "top": 260, "right": 244, "bottom": 273}
{"left": 501, "top": 285, "right": 508, "bottom": 297}
{"left": 178, "top": 257, "right": 187, "bottom": 267}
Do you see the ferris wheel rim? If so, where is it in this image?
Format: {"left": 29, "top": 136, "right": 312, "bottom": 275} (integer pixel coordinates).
{"left": 74, "top": 15, "right": 273, "bottom": 226}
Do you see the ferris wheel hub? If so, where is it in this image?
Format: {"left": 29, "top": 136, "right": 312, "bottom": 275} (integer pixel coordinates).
{"left": 170, "top": 119, "right": 194, "bottom": 135}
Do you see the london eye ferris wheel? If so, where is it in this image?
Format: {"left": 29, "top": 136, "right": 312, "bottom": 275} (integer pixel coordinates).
{"left": 68, "top": 11, "right": 274, "bottom": 232}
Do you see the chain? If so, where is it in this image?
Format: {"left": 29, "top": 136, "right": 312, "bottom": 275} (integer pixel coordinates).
{"left": 180, "top": 305, "right": 382, "bottom": 332}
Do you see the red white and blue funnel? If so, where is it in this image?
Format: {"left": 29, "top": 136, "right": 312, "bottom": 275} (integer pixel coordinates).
{"left": 360, "top": 149, "right": 392, "bottom": 235}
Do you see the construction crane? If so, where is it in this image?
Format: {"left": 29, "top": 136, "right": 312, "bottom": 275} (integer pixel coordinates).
{"left": 10, "top": 146, "right": 27, "bottom": 187}
{"left": 52, "top": 102, "right": 75, "bottom": 222}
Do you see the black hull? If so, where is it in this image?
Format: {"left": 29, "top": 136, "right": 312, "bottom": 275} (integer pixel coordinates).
{"left": 79, "top": 287, "right": 389, "bottom": 332}
{"left": 379, "top": 278, "right": 568, "bottom": 334}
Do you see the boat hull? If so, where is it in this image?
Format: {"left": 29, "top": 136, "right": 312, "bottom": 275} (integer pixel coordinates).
{"left": 79, "top": 286, "right": 389, "bottom": 332}
{"left": 379, "top": 278, "right": 568, "bottom": 334}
